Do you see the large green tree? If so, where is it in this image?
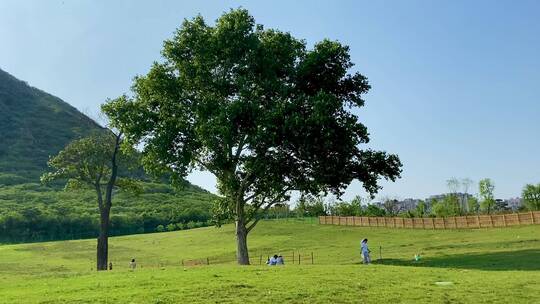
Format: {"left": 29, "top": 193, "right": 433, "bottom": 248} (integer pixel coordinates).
{"left": 103, "top": 9, "right": 402, "bottom": 265}
{"left": 41, "top": 130, "right": 138, "bottom": 270}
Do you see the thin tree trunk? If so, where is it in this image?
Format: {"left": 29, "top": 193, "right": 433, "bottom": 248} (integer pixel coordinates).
{"left": 96, "top": 132, "right": 121, "bottom": 271}
{"left": 97, "top": 207, "right": 110, "bottom": 271}
{"left": 235, "top": 218, "right": 250, "bottom": 265}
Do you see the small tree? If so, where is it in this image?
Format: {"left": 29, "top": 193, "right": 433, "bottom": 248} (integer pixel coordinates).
{"left": 41, "top": 131, "right": 139, "bottom": 270}
{"left": 446, "top": 178, "right": 460, "bottom": 194}
{"left": 431, "top": 199, "right": 447, "bottom": 217}
{"left": 461, "top": 178, "right": 473, "bottom": 212}
{"left": 446, "top": 178, "right": 463, "bottom": 215}
{"left": 522, "top": 184, "right": 540, "bottom": 211}
{"left": 364, "top": 204, "right": 387, "bottom": 217}
{"left": 350, "top": 196, "right": 364, "bottom": 216}
{"left": 103, "top": 9, "right": 402, "bottom": 264}
{"left": 415, "top": 200, "right": 427, "bottom": 217}
{"left": 294, "top": 195, "right": 326, "bottom": 217}
{"left": 479, "top": 178, "right": 495, "bottom": 214}
{"left": 381, "top": 198, "right": 402, "bottom": 216}
{"left": 467, "top": 196, "right": 480, "bottom": 214}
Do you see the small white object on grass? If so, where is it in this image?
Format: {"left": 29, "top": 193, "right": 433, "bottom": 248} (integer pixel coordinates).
{"left": 434, "top": 281, "right": 453, "bottom": 286}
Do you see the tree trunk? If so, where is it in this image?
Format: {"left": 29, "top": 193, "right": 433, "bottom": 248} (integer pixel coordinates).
{"left": 95, "top": 133, "right": 121, "bottom": 271}
{"left": 97, "top": 207, "right": 110, "bottom": 271}
{"left": 235, "top": 218, "right": 250, "bottom": 265}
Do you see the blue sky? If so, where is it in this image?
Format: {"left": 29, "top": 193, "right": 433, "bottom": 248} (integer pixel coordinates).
{"left": 1, "top": 0, "right": 539, "bottom": 200}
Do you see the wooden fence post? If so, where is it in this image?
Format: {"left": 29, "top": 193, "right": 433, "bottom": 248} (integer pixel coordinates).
{"left": 431, "top": 218, "right": 435, "bottom": 229}
{"left": 299, "top": 254, "right": 301, "bottom": 265}
{"left": 489, "top": 215, "right": 494, "bottom": 227}
{"left": 422, "top": 218, "right": 425, "bottom": 229}
{"left": 502, "top": 214, "right": 507, "bottom": 227}
{"left": 442, "top": 218, "right": 446, "bottom": 229}
{"left": 402, "top": 217, "right": 405, "bottom": 228}
{"left": 531, "top": 211, "right": 536, "bottom": 224}
{"left": 453, "top": 216, "right": 457, "bottom": 228}
{"left": 476, "top": 215, "right": 480, "bottom": 228}
{"left": 207, "top": 257, "right": 210, "bottom": 265}
{"left": 292, "top": 251, "right": 295, "bottom": 264}
{"left": 311, "top": 252, "right": 314, "bottom": 264}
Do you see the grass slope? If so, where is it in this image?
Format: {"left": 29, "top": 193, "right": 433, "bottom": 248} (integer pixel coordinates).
{"left": 0, "top": 219, "right": 539, "bottom": 303}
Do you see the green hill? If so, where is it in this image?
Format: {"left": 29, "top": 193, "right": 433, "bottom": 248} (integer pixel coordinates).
{"left": 0, "top": 68, "right": 216, "bottom": 243}
{"left": 0, "top": 68, "right": 103, "bottom": 184}
{"left": 0, "top": 220, "right": 538, "bottom": 303}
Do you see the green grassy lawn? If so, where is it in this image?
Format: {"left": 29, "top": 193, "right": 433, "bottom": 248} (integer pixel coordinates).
{"left": 1, "top": 219, "right": 539, "bottom": 303}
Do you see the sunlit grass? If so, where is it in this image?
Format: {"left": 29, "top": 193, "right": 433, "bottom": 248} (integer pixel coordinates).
{"left": 1, "top": 219, "right": 539, "bottom": 303}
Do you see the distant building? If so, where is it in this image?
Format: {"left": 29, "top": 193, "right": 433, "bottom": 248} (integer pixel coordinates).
{"left": 375, "top": 198, "right": 422, "bottom": 214}
{"left": 504, "top": 197, "right": 523, "bottom": 211}
{"left": 398, "top": 198, "right": 422, "bottom": 212}
{"left": 494, "top": 199, "right": 510, "bottom": 211}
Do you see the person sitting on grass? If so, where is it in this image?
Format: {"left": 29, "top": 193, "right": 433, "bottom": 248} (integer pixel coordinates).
{"left": 276, "top": 255, "right": 284, "bottom": 265}
{"left": 361, "top": 238, "right": 371, "bottom": 264}
{"left": 267, "top": 255, "right": 278, "bottom": 266}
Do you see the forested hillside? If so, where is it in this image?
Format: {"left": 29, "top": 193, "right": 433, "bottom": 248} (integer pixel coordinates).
{"left": 0, "top": 68, "right": 103, "bottom": 184}
{"left": 0, "top": 68, "right": 216, "bottom": 243}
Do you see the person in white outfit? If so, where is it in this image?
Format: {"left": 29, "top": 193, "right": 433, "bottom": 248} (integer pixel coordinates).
{"left": 361, "top": 238, "right": 371, "bottom": 264}
{"left": 267, "top": 255, "right": 278, "bottom": 266}
{"left": 129, "top": 258, "right": 137, "bottom": 270}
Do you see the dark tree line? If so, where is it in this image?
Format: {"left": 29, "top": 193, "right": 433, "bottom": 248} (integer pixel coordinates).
{"left": 0, "top": 182, "right": 214, "bottom": 244}
{"left": 0, "top": 207, "right": 212, "bottom": 244}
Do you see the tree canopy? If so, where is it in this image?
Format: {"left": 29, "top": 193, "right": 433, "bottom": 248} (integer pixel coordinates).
{"left": 479, "top": 178, "right": 495, "bottom": 214}
{"left": 103, "top": 9, "right": 402, "bottom": 264}
{"left": 522, "top": 183, "right": 540, "bottom": 211}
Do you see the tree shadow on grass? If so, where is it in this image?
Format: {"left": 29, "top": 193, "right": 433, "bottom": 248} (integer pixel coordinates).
{"left": 375, "top": 249, "right": 540, "bottom": 271}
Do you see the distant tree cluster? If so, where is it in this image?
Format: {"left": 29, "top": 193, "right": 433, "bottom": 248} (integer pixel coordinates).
{"left": 292, "top": 195, "right": 387, "bottom": 217}
{"left": 299, "top": 177, "right": 540, "bottom": 219}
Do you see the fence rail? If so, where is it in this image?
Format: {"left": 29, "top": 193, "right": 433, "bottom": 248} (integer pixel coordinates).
{"left": 318, "top": 211, "right": 540, "bottom": 229}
